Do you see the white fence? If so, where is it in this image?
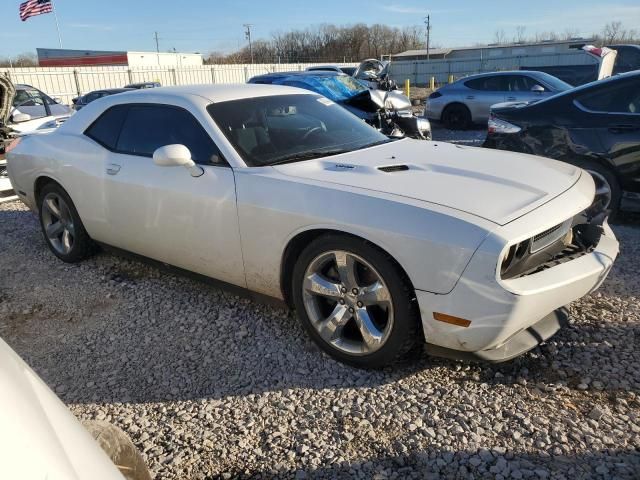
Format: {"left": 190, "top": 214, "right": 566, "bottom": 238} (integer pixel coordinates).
{"left": 2, "top": 63, "right": 359, "bottom": 105}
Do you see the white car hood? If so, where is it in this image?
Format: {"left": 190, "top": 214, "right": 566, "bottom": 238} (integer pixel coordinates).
{"left": 0, "top": 338, "right": 124, "bottom": 480}
{"left": 273, "top": 139, "right": 581, "bottom": 226}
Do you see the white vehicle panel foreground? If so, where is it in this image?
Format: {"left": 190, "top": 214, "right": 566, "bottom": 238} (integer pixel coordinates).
{"left": 7, "top": 84, "right": 619, "bottom": 367}
{"left": 0, "top": 338, "right": 125, "bottom": 480}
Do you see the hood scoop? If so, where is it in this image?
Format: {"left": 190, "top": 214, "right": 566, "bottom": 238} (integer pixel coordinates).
{"left": 378, "top": 164, "right": 409, "bottom": 173}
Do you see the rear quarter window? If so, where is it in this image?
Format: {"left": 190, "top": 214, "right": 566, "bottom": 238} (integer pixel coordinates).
{"left": 84, "top": 105, "right": 129, "bottom": 150}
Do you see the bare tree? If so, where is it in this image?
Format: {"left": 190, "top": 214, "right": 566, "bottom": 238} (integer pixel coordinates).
{"left": 561, "top": 28, "right": 579, "bottom": 40}
{"left": 514, "top": 25, "right": 526, "bottom": 43}
{"left": 602, "top": 21, "right": 623, "bottom": 43}
{"left": 493, "top": 28, "right": 506, "bottom": 44}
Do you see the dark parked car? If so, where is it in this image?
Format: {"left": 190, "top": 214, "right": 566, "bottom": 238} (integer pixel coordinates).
{"left": 124, "top": 82, "right": 161, "bottom": 89}
{"left": 72, "top": 88, "right": 133, "bottom": 110}
{"left": 484, "top": 71, "right": 640, "bottom": 214}
{"left": 249, "top": 71, "right": 431, "bottom": 140}
{"left": 306, "top": 65, "right": 356, "bottom": 76}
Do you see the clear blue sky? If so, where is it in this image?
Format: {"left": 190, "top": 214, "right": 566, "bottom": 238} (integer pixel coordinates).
{"left": 1, "top": 0, "right": 638, "bottom": 57}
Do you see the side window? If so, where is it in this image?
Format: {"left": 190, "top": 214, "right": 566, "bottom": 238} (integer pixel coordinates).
{"left": 465, "top": 76, "right": 505, "bottom": 91}
{"left": 577, "top": 82, "right": 640, "bottom": 114}
{"left": 14, "top": 89, "right": 44, "bottom": 107}
{"left": 464, "top": 78, "right": 487, "bottom": 90}
{"left": 85, "top": 105, "right": 129, "bottom": 149}
{"left": 84, "top": 93, "right": 100, "bottom": 104}
{"left": 614, "top": 47, "right": 640, "bottom": 73}
{"left": 116, "top": 105, "right": 224, "bottom": 165}
{"left": 483, "top": 76, "right": 506, "bottom": 91}
{"left": 505, "top": 75, "right": 538, "bottom": 92}
{"left": 12, "top": 90, "right": 31, "bottom": 107}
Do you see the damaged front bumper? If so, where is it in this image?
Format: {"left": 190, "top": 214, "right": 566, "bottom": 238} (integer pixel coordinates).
{"left": 416, "top": 174, "right": 619, "bottom": 362}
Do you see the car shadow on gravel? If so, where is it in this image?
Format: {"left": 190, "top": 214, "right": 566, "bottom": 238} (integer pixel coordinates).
{"left": 1, "top": 203, "right": 638, "bottom": 407}
{"left": 221, "top": 449, "right": 640, "bottom": 479}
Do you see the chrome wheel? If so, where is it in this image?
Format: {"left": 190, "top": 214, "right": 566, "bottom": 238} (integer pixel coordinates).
{"left": 302, "top": 250, "right": 394, "bottom": 355}
{"left": 587, "top": 169, "right": 612, "bottom": 210}
{"left": 41, "top": 192, "right": 75, "bottom": 255}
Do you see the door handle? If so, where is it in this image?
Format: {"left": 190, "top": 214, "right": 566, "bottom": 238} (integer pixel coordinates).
{"left": 106, "top": 163, "right": 121, "bottom": 175}
{"left": 507, "top": 96, "right": 517, "bottom": 101}
{"left": 466, "top": 95, "right": 475, "bottom": 100}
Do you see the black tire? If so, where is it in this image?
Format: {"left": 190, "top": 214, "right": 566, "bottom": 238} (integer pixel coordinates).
{"left": 574, "top": 160, "right": 621, "bottom": 216}
{"left": 82, "top": 421, "right": 151, "bottom": 480}
{"left": 38, "top": 182, "right": 95, "bottom": 262}
{"left": 291, "top": 234, "right": 422, "bottom": 369}
{"left": 442, "top": 103, "right": 471, "bottom": 130}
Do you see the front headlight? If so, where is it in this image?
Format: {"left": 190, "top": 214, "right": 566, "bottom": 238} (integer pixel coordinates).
{"left": 417, "top": 117, "right": 431, "bottom": 134}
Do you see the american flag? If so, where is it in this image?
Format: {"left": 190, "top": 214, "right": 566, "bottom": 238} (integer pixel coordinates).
{"left": 19, "top": 0, "right": 53, "bottom": 21}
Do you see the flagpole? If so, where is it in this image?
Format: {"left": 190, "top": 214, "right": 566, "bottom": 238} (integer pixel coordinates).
{"left": 50, "top": 0, "right": 63, "bottom": 48}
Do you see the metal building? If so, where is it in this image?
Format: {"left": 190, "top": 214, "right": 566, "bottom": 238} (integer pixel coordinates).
{"left": 37, "top": 48, "right": 203, "bottom": 68}
{"left": 389, "top": 39, "right": 599, "bottom": 85}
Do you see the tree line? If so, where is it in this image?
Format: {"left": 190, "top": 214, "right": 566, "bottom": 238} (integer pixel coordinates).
{"left": 206, "top": 24, "right": 425, "bottom": 64}
{"left": 1, "top": 21, "right": 638, "bottom": 68}
{"left": 492, "top": 21, "right": 639, "bottom": 46}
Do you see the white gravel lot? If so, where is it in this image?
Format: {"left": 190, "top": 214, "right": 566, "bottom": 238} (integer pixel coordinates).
{"left": 1, "top": 199, "right": 639, "bottom": 480}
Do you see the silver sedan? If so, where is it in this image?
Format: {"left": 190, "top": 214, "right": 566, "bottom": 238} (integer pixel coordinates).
{"left": 424, "top": 71, "right": 571, "bottom": 129}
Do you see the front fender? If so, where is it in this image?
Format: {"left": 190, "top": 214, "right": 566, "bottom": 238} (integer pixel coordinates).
{"left": 235, "top": 168, "right": 492, "bottom": 299}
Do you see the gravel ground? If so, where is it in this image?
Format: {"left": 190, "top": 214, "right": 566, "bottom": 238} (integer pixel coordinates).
{"left": 1, "top": 199, "right": 639, "bottom": 480}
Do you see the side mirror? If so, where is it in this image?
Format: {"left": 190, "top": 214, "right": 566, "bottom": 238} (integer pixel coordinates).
{"left": 153, "top": 144, "right": 204, "bottom": 177}
{"left": 12, "top": 113, "right": 32, "bottom": 123}
{"left": 531, "top": 84, "right": 545, "bottom": 93}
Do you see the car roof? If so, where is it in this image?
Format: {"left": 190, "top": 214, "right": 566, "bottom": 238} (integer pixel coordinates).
{"left": 457, "top": 70, "right": 552, "bottom": 81}
{"left": 97, "top": 84, "right": 316, "bottom": 103}
{"left": 92, "top": 88, "right": 134, "bottom": 94}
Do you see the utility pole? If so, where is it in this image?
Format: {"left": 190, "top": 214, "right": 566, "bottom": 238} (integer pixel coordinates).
{"left": 424, "top": 14, "right": 431, "bottom": 61}
{"left": 243, "top": 24, "right": 254, "bottom": 64}
{"left": 154, "top": 31, "right": 160, "bottom": 53}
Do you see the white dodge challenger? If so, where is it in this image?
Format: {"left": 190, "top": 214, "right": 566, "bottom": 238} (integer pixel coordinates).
{"left": 6, "top": 84, "right": 619, "bottom": 368}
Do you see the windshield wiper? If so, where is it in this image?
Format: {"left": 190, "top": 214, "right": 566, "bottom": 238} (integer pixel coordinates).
{"left": 267, "top": 149, "right": 349, "bottom": 166}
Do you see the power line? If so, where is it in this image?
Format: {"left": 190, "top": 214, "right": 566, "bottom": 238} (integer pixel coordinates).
{"left": 243, "top": 24, "right": 254, "bottom": 64}
{"left": 424, "top": 14, "right": 431, "bottom": 60}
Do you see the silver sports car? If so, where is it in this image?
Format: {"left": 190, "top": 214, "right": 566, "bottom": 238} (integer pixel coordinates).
{"left": 424, "top": 70, "right": 572, "bottom": 129}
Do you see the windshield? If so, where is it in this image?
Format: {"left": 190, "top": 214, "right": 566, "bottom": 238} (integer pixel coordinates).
{"left": 291, "top": 75, "right": 368, "bottom": 102}
{"left": 207, "top": 94, "right": 389, "bottom": 167}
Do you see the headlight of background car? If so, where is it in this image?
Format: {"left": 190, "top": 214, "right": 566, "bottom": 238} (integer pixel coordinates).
{"left": 417, "top": 117, "right": 431, "bottom": 135}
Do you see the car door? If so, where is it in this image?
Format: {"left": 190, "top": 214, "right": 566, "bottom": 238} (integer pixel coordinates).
{"left": 574, "top": 78, "right": 640, "bottom": 198}
{"left": 40, "top": 89, "right": 71, "bottom": 116}
{"left": 463, "top": 75, "right": 507, "bottom": 122}
{"left": 503, "top": 75, "right": 541, "bottom": 103}
{"left": 90, "top": 103, "right": 246, "bottom": 288}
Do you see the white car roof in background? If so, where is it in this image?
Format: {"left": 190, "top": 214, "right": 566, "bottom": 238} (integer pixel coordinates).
{"left": 119, "top": 83, "right": 314, "bottom": 103}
